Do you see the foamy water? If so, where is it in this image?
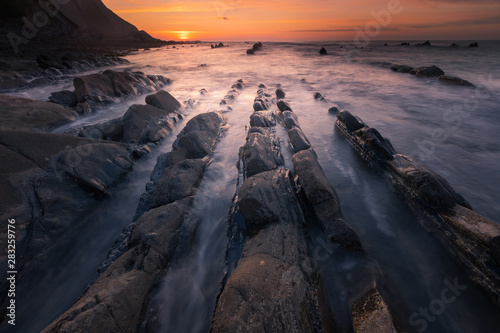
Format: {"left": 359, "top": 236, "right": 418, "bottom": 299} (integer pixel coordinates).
{"left": 8, "top": 41, "right": 500, "bottom": 333}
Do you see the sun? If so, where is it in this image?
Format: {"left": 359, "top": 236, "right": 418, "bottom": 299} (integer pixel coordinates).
{"left": 178, "top": 31, "right": 190, "bottom": 40}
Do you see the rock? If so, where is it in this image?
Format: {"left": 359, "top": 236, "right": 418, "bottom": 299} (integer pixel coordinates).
{"left": 390, "top": 155, "right": 470, "bottom": 211}
{"left": 145, "top": 90, "right": 183, "bottom": 113}
{"left": 240, "top": 131, "right": 284, "bottom": 178}
{"left": 55, "top": 143, "right": 133, "bottom": 196}
{"left": 75, "top": 102, "right": 92, "bottom": 115}
{"left": 0, "top": 75, "right": 29, "bottom": 91}
{"left": 351, "top": 285, "right": 397, "bottom": 333}
{"left": 252, "top": 42, "right": 263, "bottom": 51}
{"left": 0, "top": 94, "right": 77, "bottom": 131}
{"left": 275, "top": 88, "right": 286, "bottom": 100}
{"left": 353, "top": 127, "right": 396, "bottom": 161}
{"left": 175, "top": 131, "right": 218, "bottom": 159}
{"left": 277, "top": 100, "right": 292, "bottom": 112}
{"left": 415, "top": 40, "right": 431, "bottom": 46}
{"left": 151, "top": 158, "right": 206, "bottom": 208}
{"left": 314, "top": 92, "right": 326, "bottom": 102}
{"left": 438, "top": 75, "right": 475, "bottom": 87}
{"left": 319, "top": 47, "right": 328, "bottom": 55}
{"left": 49, "top": 90, "right": 78, "bottom": 107}
{"left": 74, "top": 70, "right": 170, "bottom": 105}
{"left": 246, "top": 49, "right": 255, "bottom": 55}
{"left": 199, "top": 88, "right": 208, "bottom": 95}
{"left": 80, "top": 118, "right": 123, "bottom": 141}
{"left": 181, "top": 111, "right": 226, "bottom": 135}
{"left": 79, "top": 126, "right": 104, "bottom": 140}
{"left": 214, "top": 169, "right": 333, "bottom": 332}
{"left": 36, "top": 54, "right": 65, "bottom": 70}
{"left": 250, "top": 111, "right": 276, "bottom": 128}
{"left": 449, "top": 43, "right": 459, "bottom": 48}
{"left": 410, "top": 65, "right": 445, "bottom": 78}
{"left": 468, "top": 42, "right": 479, "bottom": 48}
{"left": 390, "top": 64, "right": 414, "bottom": 73}
{"left": 282, "top": 111, "right": 299, "bottom": 129}
{"left": 293, "top": 149, "right": 363, "bottom": 251}
{"left": 122, "top": 104, "right": 175, "bottom": 143}
{"left": 288, "top": 127, "right": 311, "bottom": 152}
{"left": 328, "top": 106, "right": 340, "bottom": 114}
{"left": 337, "top": 110, "right": 364, "bottom": 132}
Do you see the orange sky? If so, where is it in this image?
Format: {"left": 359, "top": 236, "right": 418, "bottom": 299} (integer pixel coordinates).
{"left": 102, "top": 0, "right": 500, "bottom": 41}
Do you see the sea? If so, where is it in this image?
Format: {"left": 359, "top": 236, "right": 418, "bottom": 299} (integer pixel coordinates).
{"left": 8, "top": 40, "right": 500, "bottom": 333}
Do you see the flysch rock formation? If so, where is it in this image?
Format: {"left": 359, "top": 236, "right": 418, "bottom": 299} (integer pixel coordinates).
{"left": 212, "top": 86, "right": 379, "bottom": 332}
{"left": 389, "top": 64, "right": 475, "bottom": 87}
{"left": 335, "top": 110, "right": 500, "bottom": 305}
{"left": 212, "top": 86, "right": 332, "bottom": 332}
{"left": 351, "top": 283, "right": 397, "bottom": 333}
{"left": 42, "top": 81, "right": 245, "bottom": 332}
{"left": 79, "top": 90, "right": 185, "bottom": 145}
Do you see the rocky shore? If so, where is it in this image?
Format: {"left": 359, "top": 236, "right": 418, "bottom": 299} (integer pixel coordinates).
{"left": 335, "top": 110, "right": 500, "bottom": 305}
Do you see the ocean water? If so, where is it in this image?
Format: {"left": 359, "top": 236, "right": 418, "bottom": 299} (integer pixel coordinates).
{"left": 6, "top": 40, "right": 500, "bottom": 332}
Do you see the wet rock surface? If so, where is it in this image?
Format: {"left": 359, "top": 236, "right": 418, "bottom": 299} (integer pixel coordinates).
{"left": 336, "top": 110, "right": 500, "bottom": 304}
{"left": 42, "top": 82, "right": 240, "bottom": 332}
{"left": 0, "top": 94, "right": 78, "bottom": 131}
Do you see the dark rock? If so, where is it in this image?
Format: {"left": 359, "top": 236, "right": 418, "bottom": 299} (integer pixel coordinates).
{"left": 293, "top": 149, "right": 363, "bottom": 251}
{"left": 246, "top": 49, "right": 255, "bottom": 55}
{"left": 0, "top": 94, "right": 77, "bottom": 131}
{"left": 250, "top": 111, "right": 276, "bottom": 128}
{"left": 336, "top": 110, "right": 364, "bottom": 132}
{"left": 175, "top": 131, "right": 218, "bottom": 159}
{"left": 288, "top": 127, "right": 311, "bottom": 152}
{"left": 49, "top": 90, "right": 78, "bottom": 107}
{"left": 277, "top": 100, "right": 292, "bottom": 112}
{"left": 122, "top": 104, "right": 175, "bottom": 143}
{"left": 240, "top": 131, "right": 283, "bottom": 178}
{"left": 252, "top": 42, "right": 263, "bottom": 51}
{"left": 353, "top": 127, "right": 396, "bottom": 161}
{"left": 75, "top": 102, "right": 92, "bottom": 115}
{"left": 390, "top": 64, "right": 414, "bottom": 73}
{"left": 416, "top": 40, "right": 431, "bottom": 46}
{"left": 55, "top": 143, "right": 133, "bottom": 196}
{"left": 319, "top": 47, "right": 328, "bottom": 55}
{"left": 36, "top": 54, "right": 65, "bottom": 70}
{"left": 282, "top": 111, "right": 299, "bottom": 129}
{"left": 468, "top": 42, "right": 479, "bottom": 48}
{"left": 151, "top": 159, "right": 206, "bottom": 208}
{"left": 438, "top": 75, "right": 475, "bottom": 87}
{"left": 314, "top": 92, "right": 326, "bottom": 102}
{"left": 199, "top": 88, "right": 208, "bottom": 95}
{"left": 328, "top": 106, "right": 340, "bottom": 114}
{"left": 181, "top": 111, "right": 225, "bottom": 135}
{"left": 145, "top": 90, "right": 183, "bottom": 113}
{"left": 410, "top": 65, "right": 445, "bottom": 78}
{"left": 449, "top": 43, "right": 459, "bottom": 48}
{"left": 276, "top": 88, "right": 286, "bottom": 100}
{"left": 390, "top": 155, "right": 470, "bottom": 211}
{"left": 351, "top": 285, "right": 397, "bottom": 333}
{"left": 214, "top": 169, "right": 332, "bottom": 332}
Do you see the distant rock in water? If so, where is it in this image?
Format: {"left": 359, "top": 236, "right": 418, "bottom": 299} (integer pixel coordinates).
{"left": 319, "top": 47, "right": 328, "bottom": 55}
{"left": 390, "top": 64, "right": 414, "bottom": 73}
{"left": 247, "top": 42, "right": 263, "bottom": 55}
{"left": 211, "top": 43, "right": 225, "bottom": 49}
{"left": 399, "top": 42, "right": 410, "bottom": 46}
{"left": 449, "top": 43, "right": 460, "bottom": 48}
{"left": 410, "top": 65, "right": 445, "bottom": 78}
{"left": 415, "top": 40, "right": 432, "bottom": 46}
{"left": 468, "top": 42, "right": 479, "bottom": 48}
{"left": 314, "top": 92, "right": 327, "bottom": 102}
{"left": 438, "top": 75, "right": 475, "bottom": 87}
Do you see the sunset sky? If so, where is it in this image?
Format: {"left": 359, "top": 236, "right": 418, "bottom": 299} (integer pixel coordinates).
{"left": 102, "top": 0, "right": 500, "bottom": 41}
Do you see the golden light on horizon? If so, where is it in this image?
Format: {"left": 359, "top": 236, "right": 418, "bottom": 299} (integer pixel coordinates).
{"left": 103, "top": 0, "right": 500, "bottom": 41}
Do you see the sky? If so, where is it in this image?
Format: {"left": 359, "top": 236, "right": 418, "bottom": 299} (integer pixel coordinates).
{"left": 102, "top": 0, "right": 500, "bottom": 41}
